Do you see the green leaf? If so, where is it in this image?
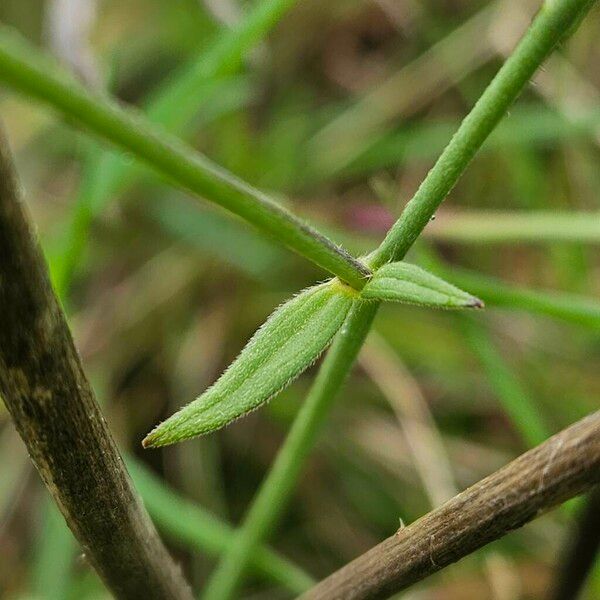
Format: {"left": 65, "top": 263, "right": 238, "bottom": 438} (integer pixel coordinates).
{"left": 361, "top": 262, "right": 483, "bottom": 309}
{"left": 143, "top": 281, "right": 356, "bottom": 447}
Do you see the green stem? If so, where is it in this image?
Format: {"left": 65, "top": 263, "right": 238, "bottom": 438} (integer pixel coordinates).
{"left": 203, "top": 2, "right": 597, "bottom": 597}
{"left": 201, "top": 301, "right": 378, "bottom": 600}
{"left": 55, "top": 0, "right": 301, "bottom": 293}
{"left": 0, "top": 26, "right": 370, "bottom": 289}
{"left": 369, "top": 0, "right": 597, "bottom": 269}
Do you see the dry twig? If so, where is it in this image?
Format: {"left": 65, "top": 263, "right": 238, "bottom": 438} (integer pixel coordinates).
{"left": 0, "top": 126, "right": 192, "bottom": 599}
{"left": 300, "top": 411, "right": 600, "bottom": 600}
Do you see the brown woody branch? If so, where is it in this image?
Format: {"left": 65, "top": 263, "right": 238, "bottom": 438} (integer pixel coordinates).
{"left": 300, "top": 411, "right": 600, "bottom": 600}
{"left": 0, "top": 126, "right": 192, "bottom": 598}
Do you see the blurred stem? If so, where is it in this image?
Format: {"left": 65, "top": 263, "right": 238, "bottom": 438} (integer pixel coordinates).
{"left": 0, "top": 428, "right": 29, "bottom": 530}
{"left": 308, "top": 0, "right": 503, "bottom": 175}
{"left": 32, "top": 502, "right": 76, "bottom": 600}
{"left": 551, "top": 487, "right": 600, "bottom": 600}
{"left": 51, "top": 140, "right": 103, "bottom": 300}
{"left": 55, "top": 0, "right": 302, "bottom": 291}
{"left": 369, "top": 0, "right": 597, "bottom": 269}
{"left": 127, "top": 458, "right": 313, "bottom": 593}
{"left": 203, "top": 2, "right": 597, "bottom": 597}
{"left": 201, "top": 301, "right": 378, "bottom": 600}
{"left": 460, "top": 317, "right": 549, "bottom": 447}
{"left": 360, "top": 335, "right": 458, "bottom": 507}
{"left": 437, "top": 264, "right": 600, "bottom": 330}
{"left": 148, "top": 0, "right": 301, "bottom": 127}
{"left": 27, "top": 447, "right": 313, "bottom": 597}
{"left": 425, "top": 210, "right": 600, "bottom": 244}
{"left": 0, "top": 26, "right": 370, "bottom": 289}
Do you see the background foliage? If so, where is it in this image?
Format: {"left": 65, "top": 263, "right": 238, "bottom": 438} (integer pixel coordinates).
{"left": 1, "top": 0, "right": 599, "bottom": 598}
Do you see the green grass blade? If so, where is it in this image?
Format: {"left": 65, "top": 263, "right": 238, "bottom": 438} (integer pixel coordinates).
{"left": 340, "top": 105, "right": 600, "bottom": 179}
{"left": 56, "top": 0, "right": 301, "bottom": 292}
{"left": 31, "top": 501, "right": 77, "bottom": 600}
{"left": 441, "top": 266, "right": 600, "bottom": 330}
{"left": 143, "top": 282, "right": 357, "bottom": 446}
{"left": 147, "top": 0, "right": 301, "bottom": 130}
{"left": 0, "top": 26, "right": 370, "bottom": 289}
{"left": 361, "top": 261, "right": 483, "bottom": 309}
{"left": 127, "top": 458, "right": 313, "bottom": 593}
{"left": 461, "top": 317, "right": 549, "bottom": 447}
{"left": 307, "top": 0, "right": 501, "bottom": 176}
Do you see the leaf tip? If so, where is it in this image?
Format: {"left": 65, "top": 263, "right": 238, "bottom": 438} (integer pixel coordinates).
{"left": 467, "top": 296, "right": 485, "bottom": 309}
{"left": 141, "top": 433, "right": 156, "bottom": 449}
{"left": 141, "top": 427, "right": 167, "bottom": 449}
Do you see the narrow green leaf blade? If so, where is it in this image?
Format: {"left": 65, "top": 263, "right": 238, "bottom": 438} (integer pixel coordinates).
{"left": 143, "top": 282, "right": 356, "bottom": 447}
{"left": 361, "top": 262, "right": 483, "bottom": 309}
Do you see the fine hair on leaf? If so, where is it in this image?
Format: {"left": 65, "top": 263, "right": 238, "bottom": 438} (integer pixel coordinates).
{"left": 361, "top": 261, "right": 483, "bottom": 309}
{"left": 143, "top": 281, "right": 357, "bottom": 447}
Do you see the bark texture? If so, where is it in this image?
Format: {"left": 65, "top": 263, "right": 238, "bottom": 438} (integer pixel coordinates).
{"left": 0, "top": 126, "right": 192, "bottom": 599}
{"left": 301, "top": 411, "right": 600, "bottom": 600}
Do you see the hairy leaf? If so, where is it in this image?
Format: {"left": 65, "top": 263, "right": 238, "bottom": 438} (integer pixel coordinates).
{"left": 143, "top": 281, "right": 356, "bottom": 447}
{"left": 361, "top": 262, "right": 483, "bottom": 309}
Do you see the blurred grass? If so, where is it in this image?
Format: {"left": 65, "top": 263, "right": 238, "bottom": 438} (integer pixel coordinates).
{"left": 1, "top": 0, "right": 599, "bottom": 598}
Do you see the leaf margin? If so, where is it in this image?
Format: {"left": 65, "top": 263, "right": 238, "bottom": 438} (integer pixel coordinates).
{"left": 360, "top": 261, "right": 484, "bottom": 309}
{"left": 143, "top": 279, "right": 357, "bottom": 447}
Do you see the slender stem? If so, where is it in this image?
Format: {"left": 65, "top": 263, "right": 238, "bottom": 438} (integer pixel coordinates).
{"left": 0, "top": 126, "right": 192, "bottom": 599}
{"left": 299, "top": 411, "right": 600, "bottom": 600}
{"left": 203, "top": 2, "right": 598, "bottom": 597}
{"left": 0, "top": 26, "right": 370, "bottom": 290}
{"left": 369, "top": 0, "right": 598, "bottom": 269}
{"left": 55, "top": 0, "right": 302, "bottom": 293}
{"left": 201, "top": 302, "right": 378, "bottom": 600}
